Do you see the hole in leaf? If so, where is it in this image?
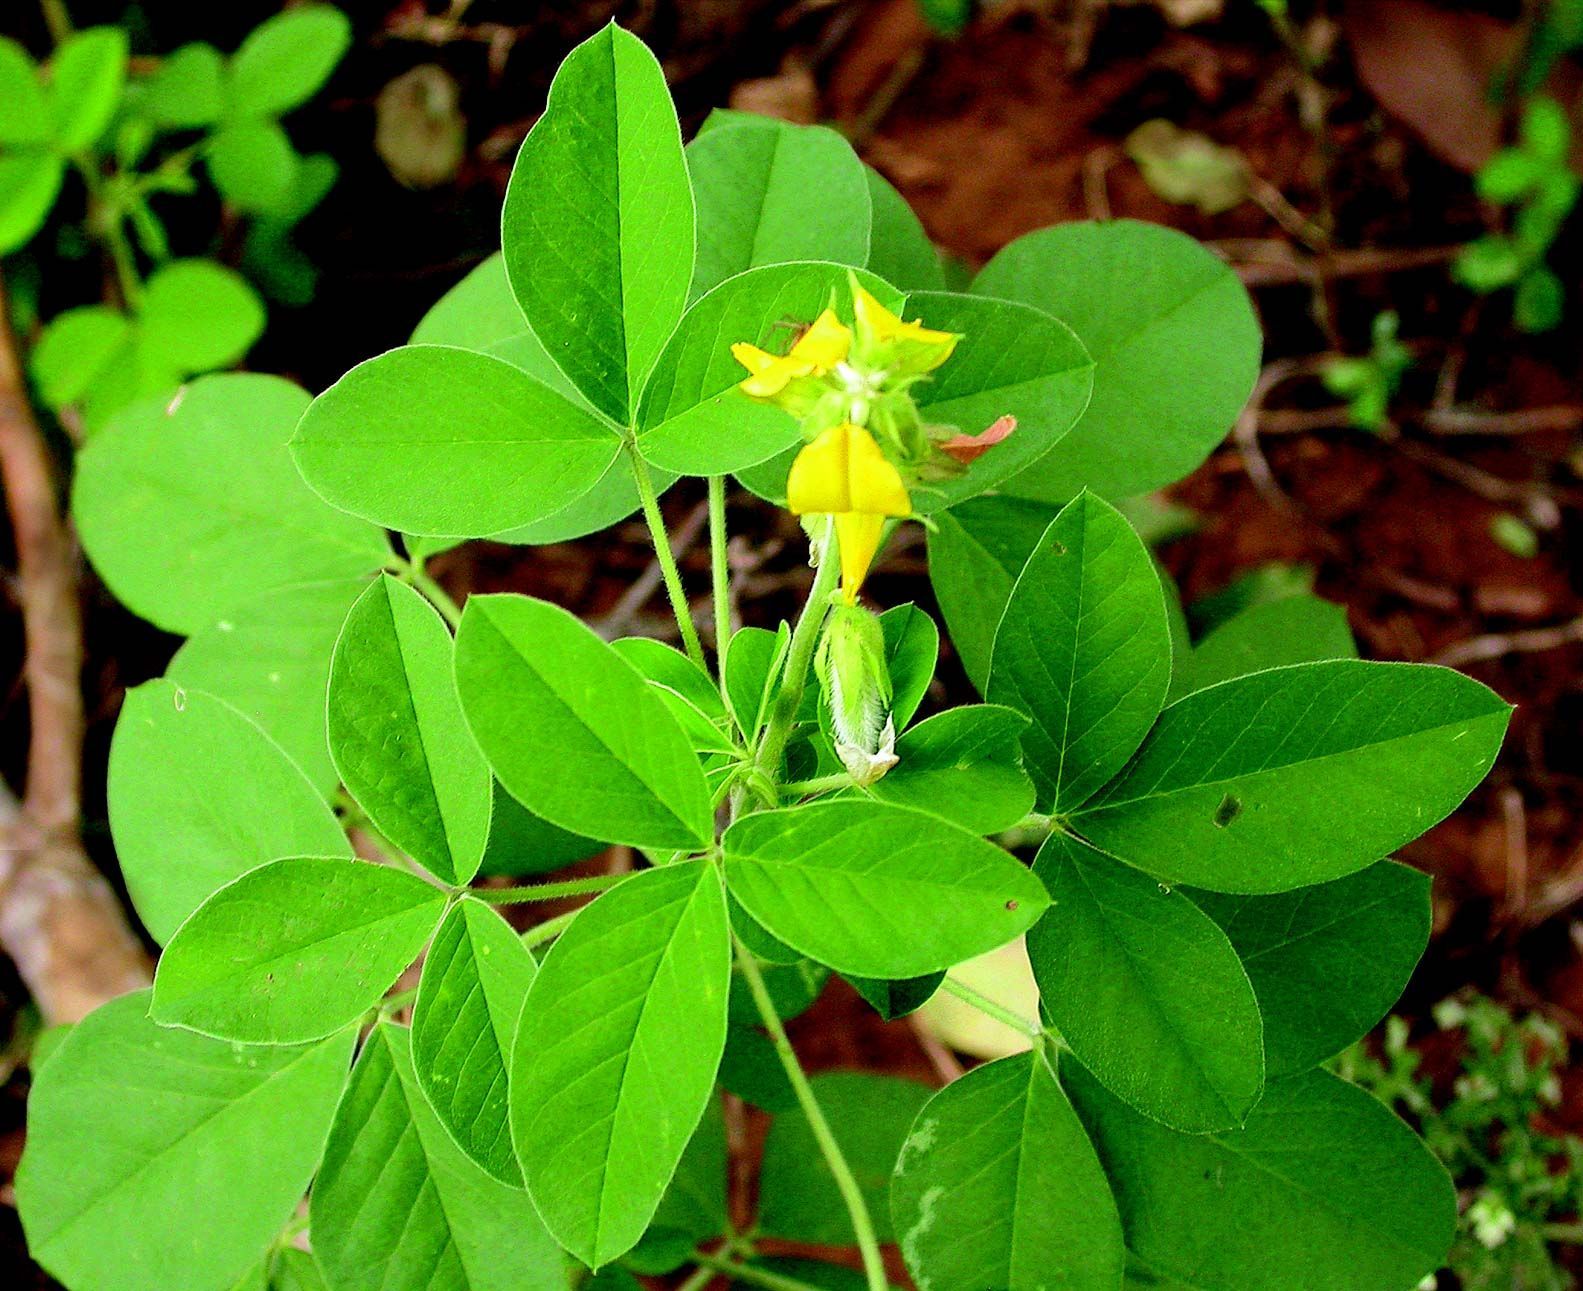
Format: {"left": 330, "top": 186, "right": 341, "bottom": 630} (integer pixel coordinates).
{"left": 1048, "top": 540, "right": 1068, "bottom": 556}
{"left": 1213, "top": 794, "right": 1242, "bottom": 828}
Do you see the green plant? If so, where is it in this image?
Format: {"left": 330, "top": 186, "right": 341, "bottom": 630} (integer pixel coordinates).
{"left": 3, "top": 4, "right": 349, "bottom": 433}
{"left": 1454, "top": 96, "right": 1579, "bottom": 334}
{"left": 1340, "top": 995, "right": 1583, "bottom": 1291}
{"left": 16, "top": 24, "right": 1513, "bottom": 1291}
{"left": 1322, "top": 309, "right": 1413, "bottom": 431}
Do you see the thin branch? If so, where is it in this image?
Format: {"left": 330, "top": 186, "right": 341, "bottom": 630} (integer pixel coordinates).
{"left": 0, "top": 271, "right": 150, "bottom": 1023}
{"left": 1429, "top": 615, "right": 1583, "bottom": 669}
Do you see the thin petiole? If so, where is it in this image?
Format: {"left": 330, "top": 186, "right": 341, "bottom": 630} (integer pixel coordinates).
{"left": 733, "top": 931, "right": 889, "bottom": 1291}
{"left": 411, "top": 568, "right": 463, "bottom": 628}
{"left": 472, "top": 873, "right": 628, "bottom": 904}
{"left": 708, "top": 475, "right": 732, "bottom": 702}
{"left": 519, "top": 908, "right": 580, "bottom": 951}
{"left": 779, "top": 772, "right": 852, "bottom": 799}
{"left": 628, "top": 442, "right": 708, "bottom": 671}
{"left": 942, "top": 974, "right": 1043, "bottom": 1041}
{"left": 686, "top": 1251, "right": 831, "bottom": 1291}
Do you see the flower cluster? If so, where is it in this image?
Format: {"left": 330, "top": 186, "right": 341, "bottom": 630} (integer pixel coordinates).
{"left": 730, "top": 277, "right": 1014, "bottom": 601}
{"left": 730, "top": 276, "right": 1013, "bottom": 783}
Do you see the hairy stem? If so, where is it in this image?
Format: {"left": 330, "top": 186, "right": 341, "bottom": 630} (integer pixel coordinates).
{"left": 942, "top": 974, "right": 1043, "bottom": 1041}
{"left": 473, "top": 873, "right": 628, "bottom": 904}
{"left": 708, "top": 475, "right": 732, "bottom": 696}
{"left": 733, "top": 932, "right": 888, "bottom": 1291}
{"left": 627, "top": 442, "right": 707, "bottom": 671}
{"left": 751, "top": 549, "right": 839, "bottom": 783}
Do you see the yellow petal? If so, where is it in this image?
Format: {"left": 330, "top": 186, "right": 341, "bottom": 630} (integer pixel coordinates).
{"left": 786, "top": 424, "right": 853, "bottom": 514}
{"left": 835, "top": 512, "right": 886, "bottom": 603}
{"left": 845, "top": 424, "right": 911, "bottom": 516}
{"left": 852, "top": 281, "right": 958, "bottom": 361}
{"left": 732, "top": 342, "right": 813, "bottom": 398}
{"left": 786, "top": 424, "right": 911, "bottom": 519}
{"left": 788, "top": 309, "right": 852, "bottom": 370}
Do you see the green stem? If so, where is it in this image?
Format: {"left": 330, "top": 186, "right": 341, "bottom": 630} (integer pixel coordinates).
{"left": 38, "top": 0, "right": 72, "bottom": 44}
{"left": 520, "top": 908, "right": 579, "bottom": 951}
{"left": 708, "top": 475, "right": 732, "bottom": 696}
{"left": 733, "top": 932, "right": 888, "bottom": 1291}
{"left": 688, "top": 1251, "right": 831, "bottom": 1291}
{"left": 411, "top": 567, "right": 463, "bottom": 628}
{"left": 942, "top": 975, "right": 1043, "bottom": 1041}
{"left": 1543, "top": 1222, "right": 1583, "bottom": 1244}
{"left": 472, "top": 873, "right": 628, "bottom": 904}
{"left": 779, "top": 772, "right": 852, "bottom": 799}
{"left": 627, "top": 442, "right": 707, "bottom": 672}
{"left": 73, "top": 161, "right": 141, "bottom": 309}
{"left": 751, "top": 548, "right": 839, "bottom": 785}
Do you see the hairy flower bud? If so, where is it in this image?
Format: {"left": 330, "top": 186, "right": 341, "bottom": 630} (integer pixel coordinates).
{"left": 816, "top": 603, "right": 898, "bottom": 785}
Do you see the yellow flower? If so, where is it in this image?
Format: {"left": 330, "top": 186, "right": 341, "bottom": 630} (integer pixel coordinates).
{"left": 731, "top": 309, "right": 852, "bottom": 398}
{"left": 787, "top": 423, "right": 910, "bottom": 603}
{"left": 851, "top": 282, "right": 959, "bottom": 371}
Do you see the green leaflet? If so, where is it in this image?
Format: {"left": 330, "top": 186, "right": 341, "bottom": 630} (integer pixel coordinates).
{"left": 863, "top": 166, "right": 945, "bottom": 292}
{"left": 454, "top": 594, "right": 713, "bottom": 850}
{"left": 1170, "top": 592, "right": 1358, "bottom": 701}
{"left": 613, "top": 634, "right": 733, "bottom": 750}
{"left": 879, "top": 602, "right": 939, "bottom": 729}
{"left": 1028, "top": 833, "right": 1264, "bottom": 1132}
{"left": 630, "top": 1096, "right": 730, "bottom": 1273}
{"left": 108, "top": 679, "right": 350, "bottom": 944}
{"left": 169, "top": 576, "right": 372, "bottom": 794}
{"left": 410, "top": 899, "right": 538, "bottom": 1184}
{"left": 477, "top": 777, "right": 607, "bottom": 877}
{"left": 152, "top": 856, "right": 448, "bottom": 1044}
{"left": 890, "top": 1052, "right": 1125, "bottom": 1290}
{"left": 722, "top": 800, "right": 1049, "bottom": 978}
{"left": 141, "top": 42, "right": 225, "bottom": 128}
{"left": 1074, "top": 659, "right": 1512, "bottom": 892}
{"left": 207, "top": 119, "right": 301, "bottom": 214}
{"left": 501, "top": 23, "right": 694, "bottom": 423}
{"left": 973, "top": 219, "right": 1261, "bottom": 502}
{"left": 902, "top": 292, "right": 1094, "bottom": 512}
{"left": 137, "top": 259, "right": 266, "bottom": 374}
{"left": 329, "top": 576, "right": 491, "bottom": 884}
{"left": 225, "top": 4, "right": 351, "bottom": 119}
{"left": 1188, "top": 860, "right": 1432, "bottom": 1077}
{"left": 71, "top": 373, "right": 388, "bottom": 635}
{"left": 988, "top": 492, "right": 1172, "bottom": 814}
{"left": 291, "top": 345, "right": 623, "bottom": 538}
{"left": 686, "top": 116, "right": 871, "bottom": 297}
{"left": 926, "top": 494, "right": 1060, "bottom": 693}
{"left": 312, "top": 1024, "right": 564, "bottom": 1291}
{"left": 47, "top": 27, "right": 127, "bottom": 152}
{"left": 17, "top": 992, "right": 353, "bottom": 1291}
{"left": 724, "top": 624, "right": 790, "bottom": 744}
{"left": 758, "top": 1072, "right": 932, "bottom": 1245}
{"left": 408, "top": 254, "right": 677, "bottom": 546}
{"left": 1067, "top": 1061, "right": 1456, "bottom": 1291}
{"left": 511, "top": 862, "right": 730, "bottom": 1268}
{"left": 635, "top": 263, "right": 902, "bottom": 476}
{"left": 869, "top": 704, "right": 1035, "bottom": 834}
{"left": 845, "top": 971, "right": 944, "bottom": 1022}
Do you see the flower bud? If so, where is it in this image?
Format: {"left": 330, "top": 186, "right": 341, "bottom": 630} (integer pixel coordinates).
{"left": 816, "top": 603, "right": 898, "bottom": 785}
